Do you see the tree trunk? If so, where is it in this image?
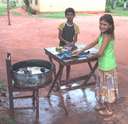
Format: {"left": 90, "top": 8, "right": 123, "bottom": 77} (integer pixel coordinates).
{"left": 111, "top": 0, "right": 117, "bottom": 9}
{"left": 23, "top": 0, "right": 30, "bottom": 10}
{"left": 7, "top": 0, "right": 11, "bottom": 25}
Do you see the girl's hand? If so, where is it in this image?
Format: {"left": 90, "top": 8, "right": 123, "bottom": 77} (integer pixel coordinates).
{"left": 72, "top": 49, "right": 82, "bottom": 56}
{"left": 90, "top": 52, "right": 99, "bottom": 59}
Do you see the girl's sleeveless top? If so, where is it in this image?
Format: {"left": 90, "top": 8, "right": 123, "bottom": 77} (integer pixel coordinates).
{"left": 98, "top": 35, "right": 117, "bottom": 71}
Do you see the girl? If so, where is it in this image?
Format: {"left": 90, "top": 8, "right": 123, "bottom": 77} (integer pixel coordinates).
{"left": 73, "top": 14, "right": 119, "bottom": 116}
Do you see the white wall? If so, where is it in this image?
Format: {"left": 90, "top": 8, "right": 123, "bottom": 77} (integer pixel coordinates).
{"left": 30, "top": 0, "right": 40, "bottom": 11}
{"left": 38, "top": 0, "right": 106, "bottom": 12}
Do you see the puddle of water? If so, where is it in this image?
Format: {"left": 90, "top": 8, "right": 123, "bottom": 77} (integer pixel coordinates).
{"left": 1, "top": 87, "right": 97, "bottom": 124}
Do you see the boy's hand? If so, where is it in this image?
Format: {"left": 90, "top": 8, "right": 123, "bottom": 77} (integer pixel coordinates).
{"left": 65, "top": 42, "right": 74, "bottom": 47}
{"left": 64, "top": 42, "right": 75, "bottom": 51}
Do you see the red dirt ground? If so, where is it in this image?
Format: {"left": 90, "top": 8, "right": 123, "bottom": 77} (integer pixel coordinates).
{"left": 1, "top": 10, "right": 128, "bottom": 124}
{"left": 0, "top": 13, "right": 128, "bottom": 97}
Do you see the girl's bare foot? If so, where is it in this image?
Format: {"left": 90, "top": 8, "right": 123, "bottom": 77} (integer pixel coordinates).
{"left": 95, "top": 103, "right": 105, "bottom": 111}
{"left": 98, "top": 109, "right": 113, "bottom": 116}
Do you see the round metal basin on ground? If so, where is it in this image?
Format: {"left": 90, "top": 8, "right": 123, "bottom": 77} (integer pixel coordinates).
{"left": 12, "top": 59, "right": 53, "bottom": 88}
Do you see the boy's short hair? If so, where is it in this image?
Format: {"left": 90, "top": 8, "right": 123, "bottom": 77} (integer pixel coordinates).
{"left": 65, "top": 8, "right": 75, "bottom": 16}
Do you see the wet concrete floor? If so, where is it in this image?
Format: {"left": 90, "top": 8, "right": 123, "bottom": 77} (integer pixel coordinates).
{"left": 0, "top": 85, "right": 128, "bottom": 124}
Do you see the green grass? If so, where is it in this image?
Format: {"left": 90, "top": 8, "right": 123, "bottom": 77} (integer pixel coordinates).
{"left": 38, "top": 12, "right": 91, "bottom": 19}
{"left": 0, "top": 2, "right": 23, "bottom": 16}
{"left": 37, "top": 7, "right": 128, "bottom": 19}
{"left": 0, "top": 3, "right": 6, "bottom": 16}
{"left": 110, "top": 7, "right": 128, "bottom": 16}
{"left": 11, "top": 11, "right": 22, "bottom": 16}
{"left": 38, "top": 12, "right": 65, "bottom": 19}
{"left": 1, "top": 3, "right": 128, "bottom": 18}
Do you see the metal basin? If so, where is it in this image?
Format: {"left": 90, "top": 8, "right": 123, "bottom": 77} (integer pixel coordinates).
{"left": 12, "top": 59, "right": 53, "bottom": 88}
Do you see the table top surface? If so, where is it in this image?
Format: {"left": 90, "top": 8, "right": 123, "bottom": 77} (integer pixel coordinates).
{"left": 44, "top": 44, "right": 98, "bottom": 65}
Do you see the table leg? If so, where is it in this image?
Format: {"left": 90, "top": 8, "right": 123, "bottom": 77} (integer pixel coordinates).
{"left": 57, "top": 64, "right": 68, "bottom": 115}
{"left": 88, "top": 61, "right": 97, "bottom": 80}
{"left": 58, "top": 64, "right": 64, "bottom": 85}
{"left": 66, "top": 65, "right": 71, "bottom": 82}
{"left": 47, "top": 64, "right": 64, "bottom": 97}
{"left": 48, "top": 56, "right": 56, "bottom": 78}
{"left": 83, "top": 61, "right": 98, "bottom": 85}
{"left": 47, "top": 64, "right": 68, "bottom": 114}
{"left": 58, "top": 91, "right": 68, "bottom": 115}
{"left": 35, "top": 89, "right": 39, "bottom": 121}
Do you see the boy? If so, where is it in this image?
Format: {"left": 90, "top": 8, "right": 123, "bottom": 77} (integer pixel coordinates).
{"left": 58, "top": 7, "right": 79, "bottom": 48}
{"left": 58, "top": 8, "right": 80, "bottom": 87}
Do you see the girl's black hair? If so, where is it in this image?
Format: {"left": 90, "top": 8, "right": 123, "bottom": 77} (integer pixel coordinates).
{"left": 65, "top": 8, "right": 75, "bottom": 16}
{"left": 100, "top": 14, "right": 115, "bottom": 39}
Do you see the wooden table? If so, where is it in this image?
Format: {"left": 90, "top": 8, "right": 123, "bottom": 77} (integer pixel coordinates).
{"left": 44, "top": 45, "right": 98, "bottom": 114}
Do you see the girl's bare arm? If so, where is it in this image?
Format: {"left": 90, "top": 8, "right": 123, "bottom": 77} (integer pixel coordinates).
{"left": 72, "top": 38, "right": 98, "bottom": 55}
{"left": 82, "top": 39, "right": 98, "bottom": 52}
{"left": 98, "top": 34, "right": 111, "bottom": 57}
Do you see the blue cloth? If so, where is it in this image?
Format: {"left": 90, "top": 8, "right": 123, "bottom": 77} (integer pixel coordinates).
{"left": 57, "top": 51, "right": 90, "bottom": 60}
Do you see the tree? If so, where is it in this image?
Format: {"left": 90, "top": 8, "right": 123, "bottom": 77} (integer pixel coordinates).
{"left": 7, "top": 0, "right": 11, "bottom": 25}
{"left": 123, "top": 0, "right": 128, "bottom": 9}
{"left": 111, "top": 0, "right": 117, "bottom": 9}
{"left": 23, "top": 0, "right": 30, "bottom": 10}
{"left": 105, "top": 0, "right": 117, "bottom": 12}
{"left": 105, "top": 0, "right": 111, "bottom": 12}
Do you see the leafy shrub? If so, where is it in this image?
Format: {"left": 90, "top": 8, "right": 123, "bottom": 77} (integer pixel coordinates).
{"left": 0, "top": 4, "right": 6, "bottom": 16}
{"left": 105, "top": 0, "right": 112, "bottom": 12}
{"left": 23, "top": 0, "right": 30, "bottom": 8}
{"left": 117, "top": 1, "right": 124, "bottom": 6}
{"left": 28, "top": 7, "right": 37, "bottom": 14}
{"left": 9, "top": 0, "right": 16, "bottom": 8}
